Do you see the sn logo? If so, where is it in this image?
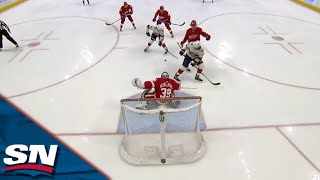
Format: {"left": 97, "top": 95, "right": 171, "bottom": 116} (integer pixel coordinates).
{"left": 3, "top": 144, "right": 58, "bottom": 174}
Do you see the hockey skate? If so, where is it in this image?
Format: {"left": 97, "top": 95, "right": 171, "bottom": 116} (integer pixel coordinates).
{"left": 195, "top": 75, "right": 203, "bottom": 82}
{"left": 136, "top": 105, "right": 147, "bottom": 110}
{"left": 170, "top": 100, "right": 181, "bottom": 108}
{"left": 136, "top": 101, "right": 148, "bottom": 110}
{"left": 174, "top": 74, "right": 181, "bottom": 82}
{"left": 186, "top": 67, "right": 191, "bottom": 72}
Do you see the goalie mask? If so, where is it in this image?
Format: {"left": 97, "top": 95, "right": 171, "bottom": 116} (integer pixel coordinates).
{"left": 161, "top": 72, "right": 169, "bottom": 79}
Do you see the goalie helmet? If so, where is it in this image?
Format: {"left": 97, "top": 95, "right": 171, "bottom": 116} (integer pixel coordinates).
{"left": 161, "top": 72, "right": 169, "bottom": 79}
{"left": 191, "top": 41, "right": 201, "bottom": 50}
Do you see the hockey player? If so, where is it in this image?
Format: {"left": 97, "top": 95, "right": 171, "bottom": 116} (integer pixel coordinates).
{"left": 174, "top": 41, "right": 204, "bottom": 82}
{"left": 119, "top": 2, "right": 136, "bottom": 31}
{"left": 180, "top": 20, "right": 211, "bottom": 46}
{"left": 0, "top": 20, "right": 18, "bottom": 51}
{"left": 132, "top": 72, "right": 181, "bottom": 109}
{"left": 82, "top": 0, "right": 89, "bottom": 5}
{"left": 144, "top": 25, "right": 168, "bottom": 54}
{"left": 180, "top": 20, "right": 210, "bottom": 71}
{"left": 153, "top": 6, "right": 174, "bottom": 37}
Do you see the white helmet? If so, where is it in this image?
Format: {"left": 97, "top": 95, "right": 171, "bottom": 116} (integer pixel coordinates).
{"left": 192, "top": 41, "right": 201, "bottom": 50}
{"left": 156, "top": 25, "right": 163, "bottom": 31}
{"left": 161, "top": 72, "right": 169, "bottom": 79}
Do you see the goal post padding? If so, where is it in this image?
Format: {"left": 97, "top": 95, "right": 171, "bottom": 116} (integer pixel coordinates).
{"left": 119, "top": 96, "right": 206, "bottom": 165}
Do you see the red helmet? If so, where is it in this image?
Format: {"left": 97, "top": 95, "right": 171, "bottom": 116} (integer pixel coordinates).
{"left": 190, "top": 20, "right": 197, "bottom": 26}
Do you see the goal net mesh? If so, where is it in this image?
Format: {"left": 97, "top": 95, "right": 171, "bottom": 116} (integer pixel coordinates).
{"left": 120, "top": 96, "right": 206, "bottom": 165}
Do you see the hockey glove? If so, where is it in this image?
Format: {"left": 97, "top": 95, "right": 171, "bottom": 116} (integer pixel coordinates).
{"left": 146, "top": 32, "right": 150, "bottom": 37}
{"left": 194, "top": 59, "right": 203, "bottom": 66}
{"left": 179, "top": 50, "right": 185, "bottom": 56}
{"left": 206, "top": 35, "right": 211, "bottom": 41}
{"left": 152, "top": 18, "right": 156, "bottom": 22}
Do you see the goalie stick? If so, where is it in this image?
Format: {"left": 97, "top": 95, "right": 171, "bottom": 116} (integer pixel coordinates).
{"left": 176, "top": 42, "right": 221, "bottom": 86}
{"left": 105, "top": 18, "right": 120, "bottom": 25}
{"left": 181, "top": 87, "right": 198, "bottom": 90}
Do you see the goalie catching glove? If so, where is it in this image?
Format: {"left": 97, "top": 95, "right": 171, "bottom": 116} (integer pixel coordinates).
{"left": 131, "top": 78, "right": 144, "bottom": 89}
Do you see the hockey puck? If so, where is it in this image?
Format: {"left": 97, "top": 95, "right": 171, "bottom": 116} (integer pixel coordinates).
{"left": 164, "top": 59, "right": 167, "bottom": 61}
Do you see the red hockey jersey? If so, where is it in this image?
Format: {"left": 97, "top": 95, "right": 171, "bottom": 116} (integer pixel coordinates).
{"left": 154, "top": 10, "right": 171, "bottom": 21}
{"left": 181, "top": 27, "right": 210, "bottom": 45}
{"left": 119, "top": 5, "right": 133, "bottom": 16}
{"left": 144, "top": 78, "right": 180, "bottom": 98}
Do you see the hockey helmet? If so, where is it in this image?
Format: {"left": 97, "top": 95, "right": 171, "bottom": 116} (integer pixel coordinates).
{"left": 161, "top": 72, "right": 169, "bottom": 79}
{"left": 156, "top": 24, "right": 163, "bottom": 30}
{"left": 160, "top": 6, "right": 164, "bottom": 10}
{"left": 190, "top": 20, "right": 197, "bottom": 26}
{"left": 192, "top": 41, "right": 201, "bottom": 50}
{"left": 124, "top": 2, "right": 128, "bottom": 5}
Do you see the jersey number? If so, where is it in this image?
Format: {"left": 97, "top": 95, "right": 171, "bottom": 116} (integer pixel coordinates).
{"left": 160, "top": 88, "right": 171, "bottom": 98}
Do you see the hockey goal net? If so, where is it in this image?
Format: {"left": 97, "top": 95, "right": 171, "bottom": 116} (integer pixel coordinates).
{"left": 120, "top": 96, "right": 206, "bottom": 165}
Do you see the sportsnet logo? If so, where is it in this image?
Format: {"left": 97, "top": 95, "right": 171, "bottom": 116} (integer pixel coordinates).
{"left": 2, "top": 144, "right": 58, "bottom": 175}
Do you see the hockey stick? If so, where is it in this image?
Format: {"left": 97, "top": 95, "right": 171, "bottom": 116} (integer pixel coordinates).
{"left": 181, "top": 87, "right": 198, "bottom": 90}
{"left": 154, "top": 39, "right": 178, "bottom": 58}
{"left": 105, "top": 18, "right": 120, "bottom": 25}
{"left": 201, "top": 72, "right": 220, "bottom": 85}
{"left": 167, "top": 50, "right": 178, "bottom": 59}
{"left": 176, "top": 42, "right": 221, "bottom": 85}
{"left": 203, "top": 0, "right": 214, "bottom": 2}
{"left": 171, "top": 22, "right": 185, "bottom": 26}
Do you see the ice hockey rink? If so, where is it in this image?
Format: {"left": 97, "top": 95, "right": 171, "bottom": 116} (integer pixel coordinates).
{"left": 1, "top": 0, "right": 320, "bottom": 179}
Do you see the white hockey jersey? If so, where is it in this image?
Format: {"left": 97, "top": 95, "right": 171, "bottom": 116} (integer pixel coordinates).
{"left": 146, "top": 25, "right": 165, "bottom": 42}
{"left": 183, "top": 43, "right": 204, "bottom": 61}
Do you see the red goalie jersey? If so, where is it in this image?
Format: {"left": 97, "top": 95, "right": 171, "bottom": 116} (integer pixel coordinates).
{"left": 144, "top": 78, "right": 180, "bottom": 98}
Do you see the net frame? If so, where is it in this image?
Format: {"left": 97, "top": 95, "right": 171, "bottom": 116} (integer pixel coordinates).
{"left": 119, "top": 96, "right": 206, "bottom": 165}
